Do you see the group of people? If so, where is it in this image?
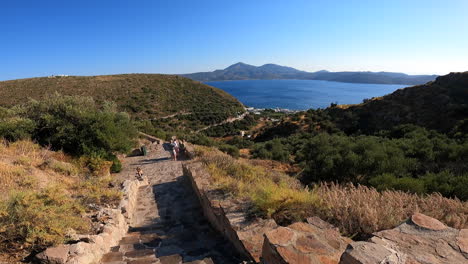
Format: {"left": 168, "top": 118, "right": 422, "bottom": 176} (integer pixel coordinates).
{"left": 170, "top": 136, "right": 183, "bottom": 161}
{"left": 134, "top": 136, "right": 185, "bottom": 180}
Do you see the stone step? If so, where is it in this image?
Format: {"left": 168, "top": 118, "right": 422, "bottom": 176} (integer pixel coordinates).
{"left": 99, "top": 144, "right": 241, "bottom": 264}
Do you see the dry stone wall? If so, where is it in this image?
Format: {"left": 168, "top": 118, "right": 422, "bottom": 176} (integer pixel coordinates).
{"left": 183, "top": 161, "right": 277, "bottom": 262}
{"left": 37, "top": 177, "right": 149, "bottom": 264}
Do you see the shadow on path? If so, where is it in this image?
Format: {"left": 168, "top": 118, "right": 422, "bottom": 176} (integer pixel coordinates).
{"left": 145, "top": 176, "right": 242, "bottom": 263}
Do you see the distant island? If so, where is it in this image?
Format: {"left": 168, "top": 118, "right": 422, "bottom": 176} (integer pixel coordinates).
{"left": 181, "top": 62, "right": 438, "bottom": 85}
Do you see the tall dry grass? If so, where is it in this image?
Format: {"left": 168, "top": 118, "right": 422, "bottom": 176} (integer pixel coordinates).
{"left": 0, "top": 161, "right": 26, "bottom": 189}
{"left": 195, "top": 146, "right": 321, "bottom": 224}
{"left": 0, "top": 140, "right": 48, "bottom": 165}
{"left": 315, "top": 183, "right": 468, "bottom": 238}
{"left": 0, "top": 140, "right": 70, "bottom": 192}
{"left": 0, "top": 139, "right": 123, "bottom": 256}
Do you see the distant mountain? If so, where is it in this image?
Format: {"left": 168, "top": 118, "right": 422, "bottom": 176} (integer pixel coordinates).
{"left": 181, "top": 62, "right": 438, "bottom": 85}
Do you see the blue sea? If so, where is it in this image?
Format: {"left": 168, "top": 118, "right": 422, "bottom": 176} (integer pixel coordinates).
{"left": 205, "top": 79, "right": 407, "bottom": 110}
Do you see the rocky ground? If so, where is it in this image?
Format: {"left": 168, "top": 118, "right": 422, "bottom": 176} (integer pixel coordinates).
{"left": 100, "top": 143, "right": 244, "bottom": 264}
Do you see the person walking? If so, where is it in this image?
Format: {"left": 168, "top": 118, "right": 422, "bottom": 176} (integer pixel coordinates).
{"left": 170, "top": 138, "right": 179, "bottom": 161}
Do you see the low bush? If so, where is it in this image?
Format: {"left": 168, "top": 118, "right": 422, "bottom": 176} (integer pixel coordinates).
{"left": 252, "top": 139, "right": 290, "bottom": 162}
{"left": 226, "top": 136, "right": 254, "bottom": 149}
{"left": 108, "top": 155, "right": 122, "bottom": 173}
{"left": 218, "top": 144, "right": 240, "bottom": 158}
{"left": 0, "top": 117, "right": 35, "bottom": 142}
{"left": 79, "top": 153, "right": 112, "bottom": 177}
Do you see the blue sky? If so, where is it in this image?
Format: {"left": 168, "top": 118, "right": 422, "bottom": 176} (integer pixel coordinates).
{"left": 1, "top": 0, "right": 467, "bottom": 80}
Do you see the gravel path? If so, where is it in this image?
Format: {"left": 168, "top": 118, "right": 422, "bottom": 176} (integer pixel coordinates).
{"left": 100, "top": 143, "right": 243, "bottom": 264}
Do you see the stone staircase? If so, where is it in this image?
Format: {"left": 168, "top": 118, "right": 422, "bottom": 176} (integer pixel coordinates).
{"left": 100, "top": 144, "right": 243, "bottom": 264}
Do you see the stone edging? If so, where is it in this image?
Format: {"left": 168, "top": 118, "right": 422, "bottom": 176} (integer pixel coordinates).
{"left": 37, "top": 177, "right": 149, "bottom": 264}
{"left": 183, "top": 161, "right": 277, "bottom": 263}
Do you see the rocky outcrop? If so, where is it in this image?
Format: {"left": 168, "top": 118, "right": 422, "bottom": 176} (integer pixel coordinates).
{"left": 183, "top": 161, "right": 277, "bottom": 262}
{"left": 262, "top": 217, "right": 352, "bottom": 264}
{"left": 36, "top": 177, "right": 148, "bottom": 264}
{"left": 340, "top": 213, "right": 468, "bottom": 264}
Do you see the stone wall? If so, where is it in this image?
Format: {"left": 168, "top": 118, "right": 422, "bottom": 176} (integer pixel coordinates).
{"left": 37, "top": 177, "right": 149, "bottom": 264}
{"left": 183, "top": 162, "right": 277, "bottom": 262}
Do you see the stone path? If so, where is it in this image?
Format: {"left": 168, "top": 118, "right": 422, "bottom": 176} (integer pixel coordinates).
{"left": 100, "top": 143, "right": 243, "bottom": 264}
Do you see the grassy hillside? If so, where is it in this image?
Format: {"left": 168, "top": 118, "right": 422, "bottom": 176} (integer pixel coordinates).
{"left": 327, "top": 72, "right": 468, "bottom": 134}
{"left": 0, "top": 74, "right": 244, "bottom": 124}
{"left": 208, "top": 72, "right": 468, "bottom": 201}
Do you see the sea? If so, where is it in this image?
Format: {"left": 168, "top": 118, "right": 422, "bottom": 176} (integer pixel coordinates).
{"left": 205, "top": 79, "right": 407, "bottom": 110}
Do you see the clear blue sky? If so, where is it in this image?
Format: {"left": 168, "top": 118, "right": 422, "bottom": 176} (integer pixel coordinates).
{"left": 1, "top": 0, "right": 467, "bottom": 80}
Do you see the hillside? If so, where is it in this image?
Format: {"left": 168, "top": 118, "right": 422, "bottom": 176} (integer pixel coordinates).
{"left": 210, "top": 72, "right": 468, "bottom": 201}
{"left": 327, "top": 72, "right": 468, "bottom": 134}
{"left": 182, "top": 62, "right": 438, "bottom": 85}
{"left": 0, "top": 74, "right": 244, "bottom": 119}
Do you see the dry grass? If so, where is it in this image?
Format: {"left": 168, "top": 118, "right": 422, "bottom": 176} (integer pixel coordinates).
{"left": 0, "top": 140, "right": 71, "bottom": 194}
{"left": 0, "top": 161, "right": 27, "bottom": 189}
{"left": 195, "top": 146, "right": 321, "bottom": 224}
{"left": 0, "top": 139, "right": 124, "bottom": 259}
{"left": 72, "top": 176, "right": 123, "bottom": 209}
{"left": 0, "top": 186, "right": 89, "bottom": 252}
{"left": 315, "top": 183, "right": 468, "bottom": 238}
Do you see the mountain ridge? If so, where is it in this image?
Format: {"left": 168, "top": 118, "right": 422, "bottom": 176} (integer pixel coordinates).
{"left": 181, "top": 62, "right": 438, "bottom": 85}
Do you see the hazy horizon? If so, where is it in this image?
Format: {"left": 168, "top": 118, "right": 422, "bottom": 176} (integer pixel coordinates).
{"left": 2, "top": 0, "right": 467, "bottom": 81}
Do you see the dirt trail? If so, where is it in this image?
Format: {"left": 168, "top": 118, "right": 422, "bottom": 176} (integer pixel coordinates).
{"left": 100, "top": 144, "right": 243, "bottom": 264}
{"left": 195, "top": 112, "right": 247, "bottom": 133}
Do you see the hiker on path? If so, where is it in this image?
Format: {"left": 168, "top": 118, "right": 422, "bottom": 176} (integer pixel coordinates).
{"left": 170, "top": 137, "right": 179, "bottom": 161}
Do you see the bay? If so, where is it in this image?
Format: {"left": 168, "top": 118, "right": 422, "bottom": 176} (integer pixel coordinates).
{"left": 206, "top": 79, "right": 407, "bottom": 110}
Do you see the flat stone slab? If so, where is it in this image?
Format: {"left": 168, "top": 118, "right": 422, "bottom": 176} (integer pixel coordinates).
{"left": 263, "top": 220, "right": 351, "bottom": 264}
{"left": 339, "top": 213, "right": 468, "bottom": 264}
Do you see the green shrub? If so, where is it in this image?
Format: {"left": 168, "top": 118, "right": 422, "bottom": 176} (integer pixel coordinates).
{"left": 24, "top": 94, "right": 137, "bottom": 157}
{"left": 0, "top": 117, "right": 35, "bottom": 141}
{"left": 186, "top": 134, "right": 217, "bottom": 147}
{"left": 79, "top": 153, "right": 112, "bottom": 176}
{"left": 375, "top": 174, "right": 425, "bottom": 193}
{"left": 226, "top": 136, "right": 254, "bottom": 149}
{"left": 252, "top": 139, "right": 289, "bottom": 162}
{"left": 108, "top": 154, "right": 122, "bottom": 173}
{"left": 219, "top": 144, "right": 240, "bottom": 158}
